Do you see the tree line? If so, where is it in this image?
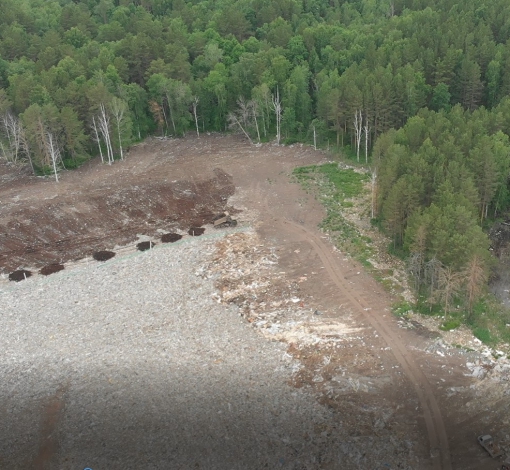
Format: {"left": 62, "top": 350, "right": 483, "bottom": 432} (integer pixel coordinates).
{"left": 374, "top": 102, "right": 510, "bottom": 314}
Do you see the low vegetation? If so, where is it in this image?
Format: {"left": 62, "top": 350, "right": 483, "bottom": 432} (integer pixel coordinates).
{"left": 295, "top": 161, "right": 510, "bottom": 347}
{"left": 293, "top": 163, "right": 373, "bottom": 266}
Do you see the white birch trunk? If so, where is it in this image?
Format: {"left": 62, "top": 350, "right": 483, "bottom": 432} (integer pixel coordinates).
{"left": 92, "top": 116, "right": 104, "bottom": 163}
{"left": 192, "top": 97, "right": 200, "bottom": 137}
{"left": 110, "top": 98, "right": 127, "bottom": 160}
{"left": 165, "top": 93, "right": 176, "bottom": 134}
{"left": 19, "top": 124, "right": 35, "bottom": 174}
{"left": 46, "top": 131, "right": 60, "bottom": 183}
{"left": 354, "top": 109, "right": 362, "bottom": 162}
{"left": 272, "top": 88, "right": 282, "bottom": 145}
{"left": 99, "top": 103, "right": 114, "bottom": 164}
{"left": 371, "top": 167, "right": 377, "bottom": 219}
{"left": 253, "top": 109, "right": 261, "bottom": 143}
{"left": 364, "top": 122, "right": 370, "bottom": 163}
{"left": 227, "top": 112, "right": 253, "bottom": 144}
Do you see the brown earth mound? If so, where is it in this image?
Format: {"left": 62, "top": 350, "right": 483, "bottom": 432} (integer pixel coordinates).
{"left": 137, "top": 241, "right": 155, "bottom": 251}
{"left": 9, "top": 269, "right": 32, "bottom": 282}
{"left": 188, "top": 227, "right": 205, "bottom": 236}
{"left": 39, "top": 264, "right": 65, "bottom": 275}
{"left": 161, "top": 233, "right": 183, "bottom": 243}
{"left": 93, "top": 251, "right": 116, "bottom": 262}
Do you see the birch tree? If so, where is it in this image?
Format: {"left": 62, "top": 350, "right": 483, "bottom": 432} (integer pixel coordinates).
{"left": 192, "top": 96, "right": 200, "bottom": 137}
{"left": 109, "top": 97, "right": 128, "bottom": 160}
{"left": 45, "top": 130, "right": 62, "bottom": 182}
{"left": 252, "top": 83, "right": 272, "bottom": 137}
{"left": 364, "top": 121, "right": 370, "bottom": 163}
{"left": 98, "top": 103, "right": 114, "bottom": 164}
{"left": 91, "top": 116, "right": 104, "bottom": 163}
{"left": 370, "top": 166, "right": 377, "bottom": 218}
{"left": 227, "top": 97, "right": 253, "bottom": 144}
{"left": 1, "top": 112, "right": 23, "bottom": 162}
{"left": 249, "top": 99, "right": 261, "bottom": 143}
{"left": 271, "top": 87, "right": 282, "bottom": 145}
{"left": 353, "top": 109, "right": 363, "bottom": 161}
{"left": 18, "top": 122, "right": 34, "bottom": 174}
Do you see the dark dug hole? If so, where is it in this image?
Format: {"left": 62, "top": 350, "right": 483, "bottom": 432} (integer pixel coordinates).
{"left": 93, "top": 251, "right": 116, "bottom": 261}
{"left": 188, "top": 227, "right": 205, "bottom": 236}
{"left": 137, "top": 241, "right": 155, "bottom": 251}
{"left": 161, "top": 233, "right": 183, "bottom": 243}
{"left": 9, "top": 269, "right": 32, "bottom": 282}
{"left": 39, "top": 264, "right": 65, "bottom": 276}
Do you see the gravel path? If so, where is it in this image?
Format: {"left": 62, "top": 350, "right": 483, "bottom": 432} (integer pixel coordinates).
{"left": 0, "top": 233, "right": 341, "bottom": 469}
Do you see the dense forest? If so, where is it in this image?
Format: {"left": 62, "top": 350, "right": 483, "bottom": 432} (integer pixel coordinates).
{"left": 2, "top": 0, "right": 510, "bottom": 314}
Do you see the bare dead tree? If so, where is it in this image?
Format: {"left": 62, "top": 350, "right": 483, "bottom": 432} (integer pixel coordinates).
{"left": 1, "top": 112, "right": 23, "bottom": 162}
{"left": 192, "top": 96, "right": 200, "bottom": 137}
{"left": 435, "top": 265, "right": 462, "bottom": 318}
{"left": 364, "top": 121, "right": 370, "bottom": 163}
{"left": 370, "top": 166, "right": 377, "bottom": 218}
{"left": 408, "top": 251, "right": 424, "bottom": 291}
{"left": 91, "top": 116, "right": 104, "bottom": 163}
{"left": 165, "top": 91, "right": 176, "bottom": 134}
{"left": 227, "top": 111, "right": 253, "bottom": 144}
{"left": 237, "top": 97, "right": 251, "bottom": 129}
{"left": 353, "top": 109, "right": 363, "bottom": 161}
{"left": 407, "top": 224, "right": 427, "bottom": 290}
{"left": 0, "top": 114, "right": 12, "bottom": 158}
{"left": 98, "top": 103, "right": 114, "bottom": 164}
{"left": 45, "top": 131, "right": 62, "bottom": 182}
{"left": 18, "top": 123, "right": 35, "bottom": 174}
{"left": 227, "top": 97, "right": 259, "bottom": 144}
{"left": 424, "top": 256, "right": 442, "bottom": 310}
{"left": 249, "top": 100, "right": 261, "bottom": 143}
{"left": 271, "top": 87, "right": 282, "bottom": 145}
{"left": 462, "top": 254, "right": 488, "bottom": 317}
{"left": 109, "top": 97, "right": 127, "bottom": 160}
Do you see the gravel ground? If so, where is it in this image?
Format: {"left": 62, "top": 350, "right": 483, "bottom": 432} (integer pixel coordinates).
{"left": 1, "top": 233, "right": 346, "bottom": 470}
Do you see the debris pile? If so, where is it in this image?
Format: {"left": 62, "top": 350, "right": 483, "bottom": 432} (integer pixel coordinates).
{"left": 204, "top": 230, "right": 420, "bottom": 469}
{"left": 205, "top": 231, "right": 302, "bottom": 325}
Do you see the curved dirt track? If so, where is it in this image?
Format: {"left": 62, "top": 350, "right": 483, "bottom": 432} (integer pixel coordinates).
{"left": 280, "top": 219, "right": 452, "bottom": 470}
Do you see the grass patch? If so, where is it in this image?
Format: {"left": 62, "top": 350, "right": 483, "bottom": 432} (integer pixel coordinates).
{"left": 439, "top": 319, "right": 461, "bottom": 331}
{"left": 293, "top": 165, "right": 368, "bottom": 224}
{"left": 466, "top": 297, "right": 510, "bottom": 345}
{"left": 473, "top": 327, "right": 492, "bottom": 344}
{"left": 392, "top": 301, "right": 413, "bottom": 317}
{"left": 293, "top": 163, "right": 379, "bottom": 280}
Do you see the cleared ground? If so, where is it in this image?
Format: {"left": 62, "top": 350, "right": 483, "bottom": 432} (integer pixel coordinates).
{"left": 0, "top": 134, "right": 509, "bottom": 469}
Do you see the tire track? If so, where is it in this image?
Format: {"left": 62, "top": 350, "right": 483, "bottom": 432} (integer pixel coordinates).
{"left": 280, "top": 219, "right": 452, "bottom": 470}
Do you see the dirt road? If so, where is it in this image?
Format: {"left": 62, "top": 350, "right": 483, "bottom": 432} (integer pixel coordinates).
{"left": 1, "top": 134, "right": 507, "bottom": 469}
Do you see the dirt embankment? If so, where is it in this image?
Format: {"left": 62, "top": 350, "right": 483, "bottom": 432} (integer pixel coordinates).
{"left": 0, "top": 162, "right": 234, "bottom": 273}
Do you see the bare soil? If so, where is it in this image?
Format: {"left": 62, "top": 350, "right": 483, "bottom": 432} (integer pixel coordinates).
{"left": 1, "top": 134, "right": 508, "bottom": 469}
